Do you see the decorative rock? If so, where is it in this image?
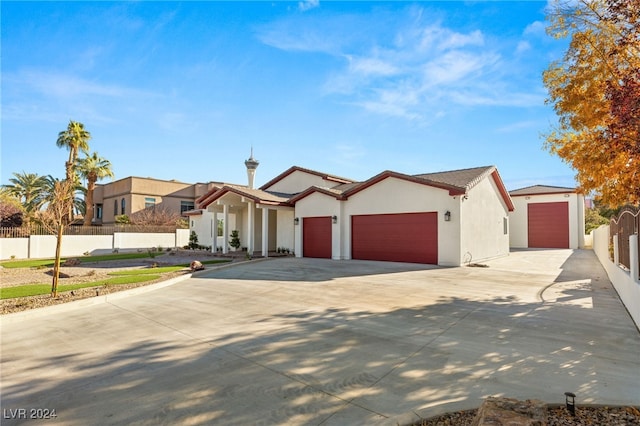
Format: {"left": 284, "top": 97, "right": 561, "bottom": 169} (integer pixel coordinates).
{"left": 62, "top": 258, "right": 81, "bottom": 267}
{"left": 471, "top": 397, "right": 547, "bottom": 426}
{"left": 190, "top": 260, "right": 205, "bottom": 271}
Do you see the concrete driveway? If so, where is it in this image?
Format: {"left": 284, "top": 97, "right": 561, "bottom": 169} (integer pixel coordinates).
{"left": 1, "top": 249, "right": 639, "bottom": 425}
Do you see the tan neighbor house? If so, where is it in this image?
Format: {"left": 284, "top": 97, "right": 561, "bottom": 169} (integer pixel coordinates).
{"left": 91, "top": 177, "right": 225, "bottom": 224}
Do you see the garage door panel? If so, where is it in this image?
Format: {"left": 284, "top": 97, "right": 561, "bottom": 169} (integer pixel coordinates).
{"left": 352, "top": 212, "right": 437, "bottom": 264}
{"left": 528, "top": 202, "right": 569, "bottom": 248}
{"left": 303, "top": 217, "right": 332, "bottom": 259}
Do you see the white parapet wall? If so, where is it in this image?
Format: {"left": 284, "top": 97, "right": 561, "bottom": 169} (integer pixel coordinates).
{"left": 592, "top": 224, "right": 640, "bottom": 329}
{"left": 1, "top": 230, "right": 189, "bottom": 260}
{"left": 0, "top": 238, "right": 29, "bottom": 260}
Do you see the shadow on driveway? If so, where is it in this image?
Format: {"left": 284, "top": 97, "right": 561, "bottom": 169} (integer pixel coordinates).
{"left": 1, "top": 250, "right": 639, "bottom": 425}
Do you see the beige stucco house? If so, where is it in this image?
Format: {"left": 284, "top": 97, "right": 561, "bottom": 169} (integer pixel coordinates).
{"left": 509, "top": 185, "right": 586, "bottom": 249}
{"left": 189, "top": 155, "right": 515, "bottom": 266}
{"left": 92, "top": 177, "right": 222, "bottom": 224}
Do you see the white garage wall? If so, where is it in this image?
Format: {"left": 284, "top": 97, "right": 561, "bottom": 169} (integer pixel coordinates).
{"left": 510, "top": 193, "right": 585, "bottom": 249}
{"left": 460, "top": 177, "right": 510, "bottom": 264}
{"left": 276, "top": 210, "right": 295, "bottom": 252}
{"left": 294, "top": 192, "right": 342, "bottom": 259}
{"left": 342, "top": 177, "right": 461, "bottom": 265}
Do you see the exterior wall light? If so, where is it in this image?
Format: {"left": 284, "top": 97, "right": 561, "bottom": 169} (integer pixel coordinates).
{"left": 332, "top": 215, "right": 338, "bottom": 224}
{"left": 444, "top": 211, "right": 451, "bottom": 222}
{"left": 294, "top": 217, "right": 300, "bottom": 225}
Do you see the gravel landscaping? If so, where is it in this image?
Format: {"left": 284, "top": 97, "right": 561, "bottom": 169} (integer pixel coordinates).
{"left": 417, "top": 405, "right": 640, "bottom": 425}
{"left": 0, "top": 251, "right": 233, "bottom": 314}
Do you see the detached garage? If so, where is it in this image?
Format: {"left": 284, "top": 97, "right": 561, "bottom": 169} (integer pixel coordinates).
{"left": 509, "top": 186, "right": 585, "bottom": 249}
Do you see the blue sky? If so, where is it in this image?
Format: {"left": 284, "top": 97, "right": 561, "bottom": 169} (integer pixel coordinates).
{"left": 1, "top": 1, "right": 573, "bottom": 191}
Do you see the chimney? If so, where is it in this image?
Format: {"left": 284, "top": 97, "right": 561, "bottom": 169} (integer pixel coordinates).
{"left": 244, "top": 148, "right": 259, "bottom": 189}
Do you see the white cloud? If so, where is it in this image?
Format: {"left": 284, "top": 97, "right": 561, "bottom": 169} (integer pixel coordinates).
{"left": 298, "top": 0, "right": 319, "bottom": 12}
{"left": 516, "top": 40, "right": 531, "bottom": 54}
{"left": 524, "top": 20, "right": 546, "bottom": 37}
{"left": 260, "top": 6, "right": 545, "bottom": 121}
{"left": 346, "top": 55, "right": 399, "bottom": 76}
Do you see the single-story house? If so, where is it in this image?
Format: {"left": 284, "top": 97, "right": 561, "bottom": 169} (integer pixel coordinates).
{"left": 508, "top": 185, "right": 585, "bottom": 249}
{"left": 188, "top": 159, "right": 515, "bottom": 266}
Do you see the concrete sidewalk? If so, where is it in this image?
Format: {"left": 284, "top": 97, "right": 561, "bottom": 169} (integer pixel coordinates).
{"left": 1, "top": 249, "right": 638, "bottom": 425}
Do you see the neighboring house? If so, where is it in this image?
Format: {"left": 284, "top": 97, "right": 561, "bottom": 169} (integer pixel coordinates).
{"left": 91, "top": 177, "right": 223, "bottom": 224}
{"left": 191, "top": 156, "right": 515, "bottom": 266}
{"left": 509, "top": 185, "right": 586, "bottom": 249}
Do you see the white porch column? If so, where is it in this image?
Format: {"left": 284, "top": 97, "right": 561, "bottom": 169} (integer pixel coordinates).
{"left": 261, "top": 207, "right": 269, "bottom": 258}
{"left": 211, "top": 211, "right": 218, "bottom": 253}
{"left": 247, "top": 201, "right": 255, "bottom": 254}
{"left": 222, "top": 205, "right": 229, "bottom": 254}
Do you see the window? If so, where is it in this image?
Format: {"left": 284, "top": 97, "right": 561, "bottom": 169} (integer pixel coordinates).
{"left": 503, "top": 217, "right": 508, "bottom": 235}
{"left": 145, "top": 197, "right": 156, "bottom": 209}
{"left": 217, "top": 219, "right": 223, "bottom": 236}
{"left": 121, "top": 198, "right": 126, "bottom": 215}
{"left": 96, "top": 204, "right": 103, "bottom": 220}
{"left": 114, "top": 200, "right": 118, "bottom": 216}
{"left": 180, "top": 201, "right": 194, "bottom": 214}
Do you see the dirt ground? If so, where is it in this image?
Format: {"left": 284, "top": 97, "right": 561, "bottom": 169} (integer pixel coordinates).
{"left": 0, "top": 250, "right": 234, "bottom": 314}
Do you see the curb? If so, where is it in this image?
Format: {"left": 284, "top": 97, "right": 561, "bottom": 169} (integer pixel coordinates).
{"left": 1, "top": 257, "right": 274, "bottom": 324}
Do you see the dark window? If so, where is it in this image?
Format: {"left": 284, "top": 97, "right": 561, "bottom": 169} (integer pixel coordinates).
{"left": 121, "top": 198, "right": 126, "bottom": 215}
{"left": 114, "top": 200, "right": 118, "bottom": 216}
{"left": 181, "top": 201, "right": 195, "bottom": 214}
{"left": 96, "top": 204, "right": 103, "bottom": 220}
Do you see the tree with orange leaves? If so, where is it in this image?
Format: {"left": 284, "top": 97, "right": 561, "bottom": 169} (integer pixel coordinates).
{"left": 543, "top": 0, "right": 639, "bottom": 206}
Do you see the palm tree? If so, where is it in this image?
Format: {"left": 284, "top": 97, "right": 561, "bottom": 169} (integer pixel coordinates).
{"left": 56, "top": 120, "right": 91, "bottom": 220}
{"left": 76, "top": 152, "right": 114, "bottom": 226}
{"left": 39, "top": 175, "right": 86, "bottom": 220}
{"left": 2, "top": 172, "right": 47, "bottom": 223}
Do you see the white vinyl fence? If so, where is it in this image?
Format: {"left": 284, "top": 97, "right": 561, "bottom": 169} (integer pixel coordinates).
{"left": 1, "top": 229, "right": 190, "bottom": 260}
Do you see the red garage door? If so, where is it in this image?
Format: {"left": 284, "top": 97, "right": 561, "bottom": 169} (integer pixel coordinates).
{"left": 352, "top": 212, "right": 438, "bottom": 264}
{"left": 528, "top": 202, "right": 569, "bottom": 248}
{"left": 303, "top": 216, "right": 332, "bottom": 259}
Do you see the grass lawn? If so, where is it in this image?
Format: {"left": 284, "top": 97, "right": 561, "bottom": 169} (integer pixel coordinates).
{"left": 0, "top": 258, "right": 232, "bottom": 299}
{"left": 0, "top": 253, "right": 157, "bottom": 269}
{"left": 1, "top": 275, "right": 161, "bottom": 299}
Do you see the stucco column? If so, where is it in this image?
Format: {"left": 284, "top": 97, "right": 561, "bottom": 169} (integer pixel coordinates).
{"left": 261, "top": 207, "right": 269, "bottom": 258}
{"left": 247, "top": 201, "right": 255, "bottom": 254}
{"left": 212, "top": 211, "right": 218, "bottom": 254}
{"left": 613, "top": 234, "right": 619, "bottom": 265}
{"left": 222, "top": 205, "right": 229, "bottom": 254}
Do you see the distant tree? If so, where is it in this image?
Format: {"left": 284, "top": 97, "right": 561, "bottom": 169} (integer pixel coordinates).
{"left": 115, "top": 215, "right": 131, "bottom": 224}
{"left": 130, "top": 205, "right": 183, "bottom": 227}
{"left": 585, "top": 208, "right": 610, "bottom": 233}
{"left": 56, "top": 120, "right": 91, "bottom": 221}
{"left": 0, "top": 191, "right": 25, "bottom": 227}
{"left": 76, "top": 152, "right": 114, "bottom": 226}
{"left": 2, "top": 172, "right": 47, "bottom": 222}
{"left": 35, "top": 179, "right": 75, "bottom": 297}
{"left": 40, "top": 175, "right": 86, "bottom": 218}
